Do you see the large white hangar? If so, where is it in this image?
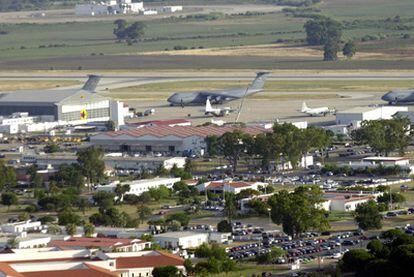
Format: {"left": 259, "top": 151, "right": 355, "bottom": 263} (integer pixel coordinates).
{"left": 0, "top": 75, "right": 126, "bottom": 127}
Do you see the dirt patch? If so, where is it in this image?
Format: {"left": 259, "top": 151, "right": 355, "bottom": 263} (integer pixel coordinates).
{"left": 136, "top": 43, "right": 386, "bottom": 60}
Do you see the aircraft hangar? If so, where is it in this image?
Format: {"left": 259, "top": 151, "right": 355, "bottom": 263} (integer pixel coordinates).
{"left": 0, "top": 80, "right": 126, "bottom": 126}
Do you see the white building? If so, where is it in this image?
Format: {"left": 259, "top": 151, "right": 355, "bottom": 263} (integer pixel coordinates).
{"left": 75, "top": 0, "right": 144, "bottom": 16}
{"left": 197, "top": 180, "right": 267, "bottom": 194}
{"left": 96, "top": 177, "right": 181, "bottom": 196}
{"left": 163, "top": 157, "right": 187, "bottom": 170}
{"left": 344, "top": 156, "right": 414, "bottom": 174}
{"left": 1, "top": 220, "right": 43, "bottom": 234}
{"left": 162, "top": 6, "right": 183, "bottom": 13}
{"left": 336, "top": 106, "right": 408, "bottom": 126}
{"left": 269, "top": 155, "right": 314, "bottom": 171}
{"left": 154, "top": 231, "right": 209, "bottom": 249}
{"left": 0, "top": 248, "right": 185, "bottom": 276}
{"left": 208, "top": 232, "right": 232, "bottom": 244}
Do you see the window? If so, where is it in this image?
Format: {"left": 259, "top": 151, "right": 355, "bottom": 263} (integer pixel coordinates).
{"left": 169, "top": 145, "right": 175, "bottom": 152}
{"left": 145, "top": 145, "right": 152, "bottom": 152}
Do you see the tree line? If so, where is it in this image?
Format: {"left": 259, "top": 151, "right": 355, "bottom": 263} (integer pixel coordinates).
{"left": 207, "top": 123, "right": 332, "bottom": 173}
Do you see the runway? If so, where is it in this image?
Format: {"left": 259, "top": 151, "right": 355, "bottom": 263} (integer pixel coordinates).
{"left": 0, "top": 71, "right": 412, "bottom": 125}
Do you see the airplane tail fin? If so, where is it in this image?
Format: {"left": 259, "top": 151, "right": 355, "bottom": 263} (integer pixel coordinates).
{"left": 301, "top": 102, "right": 309, "bottom": 112}
{"left": 82, "top": 74, "right": 101, "bottom": 92}
{"left": 205, "top": 98, "right": 213, "bottom": 112}
{"left": 248, "top": 72, "right": 270, "bottom": 92}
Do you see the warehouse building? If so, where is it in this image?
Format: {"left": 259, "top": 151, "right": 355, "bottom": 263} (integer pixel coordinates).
{"left": 90, "top": 125, "right": 267, "bottom": 155}
{"left": 336, "top": 106, "right": 408, "bottom": 126}
{"left": 0, "top": 76, "right": 127, "bottom": 129}
{"left": 96, "top": 177, "right": 181, "bottom": 196}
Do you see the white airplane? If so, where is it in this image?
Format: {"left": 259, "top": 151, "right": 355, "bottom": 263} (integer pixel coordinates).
{"left": 300, "top": 102, "right": 335, "bottom": 117}
{"left": 204, "top": 98, "right": 236, "bottom": 117}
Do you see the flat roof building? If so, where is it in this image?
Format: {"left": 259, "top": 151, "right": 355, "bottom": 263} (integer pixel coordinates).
{"left": 336, "top": 106, "right": 408, "bottom": 126}
{"left": 90, "top": 125, "right": 267, "bottom": 155}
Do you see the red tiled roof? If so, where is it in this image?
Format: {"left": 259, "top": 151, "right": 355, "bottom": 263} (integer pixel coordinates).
{"left": 207, "top": 181, "right": 255, "bottom": 189}
{"left": 50, "top": 237, "right": 139, "bottom": 249}
{"left": 0, "top": 262, "right": 24, "bottom": 277}
{"left": 22, "top": 267, "right": 116, "bottom": 277}
{"left": 99, "top": 125, "right": 267, "bottom": 139}
{"left": 116, "top": 251, "right": 184, "bottom": 269}
{"left": 134, "top": 119, "right": 191, "bottom": 126}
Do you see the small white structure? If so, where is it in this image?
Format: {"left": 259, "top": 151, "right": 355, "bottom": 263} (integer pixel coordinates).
{"left": 197, "top": 180, "right": 267, "bottom": 194}
{"left": 75, "top": 0, "right": 144, "bottom": 16}
{"left": 96, "top": 177, "right": 181, "bottom": 196}
{"left": 162, "top": 6, "right": 183, "bottom": 13}
{"left": 154, "top": 231, "right": 209, "bottom": 249}
{"left": 1, "top": 220, "right": 43, "bottom": 234}
{"left": 336, "top": 106, "right": 408, "bottom": 126}
{"left": 345, "top": 156, "right": 414, "bottom": 174}
{"left": 209, "top": 232, "right": 232, "bottom": 244}
{"left": 141, "top": 9, "right": 158, "bottom": 16}
{"left": 163, "top": 157, "right": 187, "bottom": 170}
{"left": 269, "top": 155, "right": 314, "bottom": 171}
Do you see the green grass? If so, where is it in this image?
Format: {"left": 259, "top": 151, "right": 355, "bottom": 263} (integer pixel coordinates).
{"left": 208, "top": 263, "right": 285, "bottom": 277}
{"left": 1, "top": 0, "right": 414, "bottom": 69}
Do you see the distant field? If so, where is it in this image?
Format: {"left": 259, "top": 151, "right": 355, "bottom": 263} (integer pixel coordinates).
{"left": 0, "top": 80, "right": 79, "bottom": 91}
{"left": 0, "top": 0, "right": 414, "bottom": 69}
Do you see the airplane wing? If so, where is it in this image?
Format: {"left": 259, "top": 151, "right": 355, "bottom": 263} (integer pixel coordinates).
{"left": 200, "top": 92, "right": 239, "bottom": 103}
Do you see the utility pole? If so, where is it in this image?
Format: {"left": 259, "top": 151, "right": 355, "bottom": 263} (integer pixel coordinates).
{"left": 235, "top": 85, "right": 250, "bottom": 123}
{"left": 389, "top": 186, "right": 393, "bottom": 210}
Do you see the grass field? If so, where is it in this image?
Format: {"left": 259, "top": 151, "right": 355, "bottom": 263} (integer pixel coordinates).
{"left": 0, "top": 0, "right": 414, "bottom": 69}
{"left": 0, "top": 80, "right": 79, "bottom": 91}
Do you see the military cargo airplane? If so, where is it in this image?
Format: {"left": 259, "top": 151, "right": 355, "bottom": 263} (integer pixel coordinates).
{"left": 300, "top": 102, "right": 335, "bottom": 116}
{"left": 382, "top": 89, "right": 414, "bottom": 104}
{"left": 167, "top": 72, "right": 270, "bottom": 106}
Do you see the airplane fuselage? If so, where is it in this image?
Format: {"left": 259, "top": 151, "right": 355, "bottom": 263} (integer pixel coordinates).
{"left": 382, "top": 89, "right": 414, "bottom": 104}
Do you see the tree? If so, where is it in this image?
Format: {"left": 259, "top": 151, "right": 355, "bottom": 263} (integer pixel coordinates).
{"left": 341, "top": 249, "right": 374, "bottom": 273}
{"left": 137, "top": 205, "right": 152, "bottom": 225}
{"left": 1, "top": 192, "right": 18, "bottom": 211}
{"left": 7, "top": 237, "right": 18, "bottom": 248}
{"left": 354, "top": 200, "right": 383, "bottom": 230}
{"left": 206, "top": 135, "right": 219, "bottom": 157}
{"left": 125, "top": 21, "right": 146, "bottom": 41}
{"left": 217, "top": 220, "right": 232, "bottom": 233}
{"left": 183, "top": 259, "right": 194, "bottom": 275}
{"left": 93, "top": 191, "right": 115, "bottom": 210}
{"left": 224, "top": 192, "right": 237, "bottom": 221}
{"left": 256, "top": 246, "right": 286, "bottom": 264}
{"left": 65, "top": 223, "right": 77, "bottom": 236}
{"left": 351, "top": 118, "right": 413, "bottom": 156}
{"left": 148, "top": 186, "right": 171, "bottom": 201}
{"left": 152, "top": 266, "right": 179, "bottom": 277}
{"left": 48, "top": 224, "right": 61, "bottom": 235}
{"left": 343, "top": 40, "right": 357, "bottom": 58}
{"left": 44, "top": 143, "right": 60, "bottom": 153}
{"left": 166, "top": 212, "right": 190, "bottom": 227}
{"left": 113, "top": 19, "right": 127, "bottom": 40}
{"left": 83, "top": 222, "right": 95, "bottom": 237}
{"left": 58, "top": 210, "right": 82, "bottom": 225}
{"left": 377, "top": 192, "right": 405, "bottom": 208}
{"left": 324, "top": 39, "right": 339, "bottom": 61}
{"left": 77, "top": 147, "right": 105, "bottom": 186}
{"left": 217, "top": 130, "right": 251, "bottom": 173}
{"left": 114, "top": 184, "right": 130, "bottom": 203}
{"left": 304, "top": 17, "right": 342, "bottom": 45}
{"left": 269, "top": 186, "right": 329, "bottom": 238}
{"left": 106, "top": 120, "right": 116, "bottom": 131}
{"left": 0, "top": 162, "right": 17, "bottom": 190}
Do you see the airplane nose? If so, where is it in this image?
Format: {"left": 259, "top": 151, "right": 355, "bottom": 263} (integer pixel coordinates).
{"left": 167, "top": 93, "right": 178, "bottom": 103}
{"left": 381, "top": 92, "right": 393, "bottom": 102}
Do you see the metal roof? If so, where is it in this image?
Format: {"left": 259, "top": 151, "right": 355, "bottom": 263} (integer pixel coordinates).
{"left": 0, "top": 89, "right": 108, "bottom": 104}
